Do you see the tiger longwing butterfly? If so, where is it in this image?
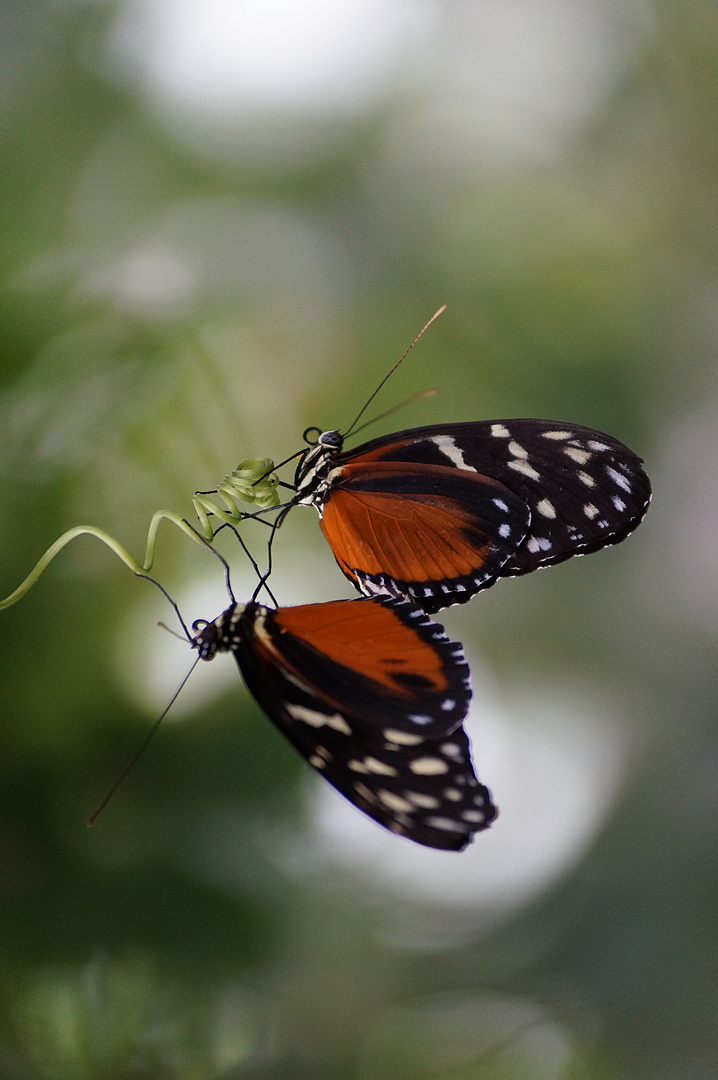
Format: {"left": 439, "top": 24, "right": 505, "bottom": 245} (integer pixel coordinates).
{"left": 293, "top": 418, "right": 651, "bottom": 613}
{"left": 192, "top": 595, "right": 496, "bottom": 850}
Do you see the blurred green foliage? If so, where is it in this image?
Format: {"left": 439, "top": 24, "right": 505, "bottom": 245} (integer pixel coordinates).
{"left": 1, "top": 2, "right": 717, "bottom": 1078}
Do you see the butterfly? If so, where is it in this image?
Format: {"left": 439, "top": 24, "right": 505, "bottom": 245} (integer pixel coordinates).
{"left": 192, "top": 594, "right": 497, "bottom": 850}
{"left": 291, "top": 418, "right": 651, "bottom": 613}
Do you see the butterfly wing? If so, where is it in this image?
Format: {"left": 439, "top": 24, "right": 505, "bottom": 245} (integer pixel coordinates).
{"left": 195, "top": 597, "right": 496, "bottom": 850}
{"left": 463, "top": 419, "right": 652, "bottom": 577}
{"left": 300, "top": 419, "right": 650, "bottom": 611}
{"left": 318, "top": 462, "right": 531, "bottom": 610}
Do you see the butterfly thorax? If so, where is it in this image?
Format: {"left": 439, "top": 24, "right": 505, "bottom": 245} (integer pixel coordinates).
{"left": 295, "top": 429, "right": 345, "bottom": 507}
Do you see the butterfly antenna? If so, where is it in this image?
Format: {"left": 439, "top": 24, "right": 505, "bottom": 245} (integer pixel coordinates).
{"left": 135, "top": 574, "right": 192, "bottom": 640}
{"left": 343, "top": 304, "right": 446, "bottom": 439}
{"left": 269, "top": 447, "right": 307, "bottom": 472}
{"left": 156, "top": 622, "right": 188, "bottom": 642}
{"left": 86, "top": 656, "right": 201, "bottom": 827}
{"left": 347, "top": 388, "right": 438, "bottom": 441}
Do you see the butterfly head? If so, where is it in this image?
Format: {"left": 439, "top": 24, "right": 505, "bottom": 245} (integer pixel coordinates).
{"left": 191, "top": 619, "right": 221, "bottom": 661}
{"left": 317, "top": 429, "right": 343, "bottom": 450}
{"left": 191, "top": 604, "right": 251, "bottom": 661}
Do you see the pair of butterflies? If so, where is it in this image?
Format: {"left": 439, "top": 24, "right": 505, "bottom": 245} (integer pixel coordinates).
{"left": 191, "top": 413, "right": 651, "bottom": 851}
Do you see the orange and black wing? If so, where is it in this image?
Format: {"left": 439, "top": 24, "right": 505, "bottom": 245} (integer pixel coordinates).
{"left": 193, "top": 597, "right": 496, "bottom": 851}
{"left": 318, "top": 460, "right": 530, "bottom": 611}
{"left": 302, "top": 418, "right": 650, "bottom": 611}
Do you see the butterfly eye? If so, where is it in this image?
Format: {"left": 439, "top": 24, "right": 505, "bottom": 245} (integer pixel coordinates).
{"left": 317, "top": 429, "right": 343, "bottom": 449}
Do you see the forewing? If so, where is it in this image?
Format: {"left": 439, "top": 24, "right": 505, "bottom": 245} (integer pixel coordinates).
{"left": 471, "top": 419, "right": 652, "bottom": 576}
{"left": 336, "top": 418, "right": 651, "bottom": 583}
{"left": 319, "top": 462, "right": 530, "bottom": 612}
{"left": 230, "top": 597, "right": 496, "bottom": 850}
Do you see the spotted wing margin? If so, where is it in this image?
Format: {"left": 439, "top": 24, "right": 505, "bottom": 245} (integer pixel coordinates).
{"left": 319, "top": 462, "right": 530, "bottom": 613}
{"left": 232, "top": 598, "right": 496, "bottom": 850}
{"left": 336, "top": 419, "right": 651, "bottom": 580}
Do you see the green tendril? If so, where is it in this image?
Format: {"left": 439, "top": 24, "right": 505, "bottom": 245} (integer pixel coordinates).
{"left": 192, "top": 458, "right": 280, "bottom": 535}
{"left": 0, "top": 457, "right": 280, "bottom": 610}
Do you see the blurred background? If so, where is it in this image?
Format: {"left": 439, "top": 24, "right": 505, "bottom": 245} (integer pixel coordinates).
{"left": 0, "top": 1, "right": 715, "bottom": 1077}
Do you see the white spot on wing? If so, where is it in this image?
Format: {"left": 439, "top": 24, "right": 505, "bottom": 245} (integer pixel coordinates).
{"left": 383, "top": 730, "right": 424, "bottom": 746}
{"left": 606, "top": 466, "right": 632, "bottom": 492}
{"left": 377, "top": 790, "right": 413, "bottom": 813}
{"left": 425, "top": 816, "right": 465, "bottom": 832}
{"left": 353, "top": 782, "right": 374, "bottom": 802}
{"left": 508, "top": 459, "right": 541, "bottom": 481}
{"left": 491, "top": 423, "right": 510, "bottom": 438}
{"left": 410, "top": 756, "right": 449, "bottom": 776}
{"left": 287, "top": 704, "right": 351, "bottom": 735}
{"left": 508, "top": 441, "right": 528, "bottom": 459}
{"left": 584, "top": 503, "right": 599, "bottom": 519}
{"left": 363, "top": 757, "right": 398, "bottom": 776}
{"left": 564, "top": 447, "right": 591, "bottom": 465}
{"left": 430, "top": 435, "right": 477, "bottom": 472}
{"left": 528, "top": 535, "right": 553, "bottom": 552}
{"left": 541, "top": 430, "right": 573, "bottom": 440}
{"left": 536, "top": 498, "right": 556, "bottom": 519}
{"left": 406, "top": 792, "right": 440, "bottom": 809}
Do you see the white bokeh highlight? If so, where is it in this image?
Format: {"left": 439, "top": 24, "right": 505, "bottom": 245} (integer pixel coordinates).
{"left": 289, "top": 660, "right": 628, "bottom": 917}
{"left": 107, "top": 0, "right": 654, "bottom": 168}
{"left": 110, "top": 0, "right": 436, "bottom": 114}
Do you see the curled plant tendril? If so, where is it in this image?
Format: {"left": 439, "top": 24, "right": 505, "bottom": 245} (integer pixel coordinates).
{"left": 192, "top": 457, "right": 280, "bottom": 533}
{"left": 0, "top": 457, "right": 280, "bottom": 610}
